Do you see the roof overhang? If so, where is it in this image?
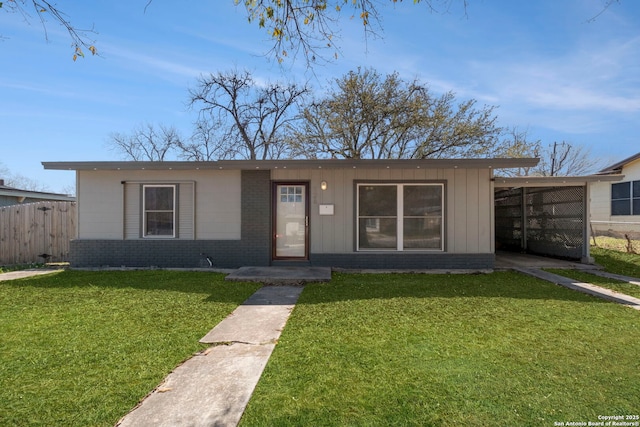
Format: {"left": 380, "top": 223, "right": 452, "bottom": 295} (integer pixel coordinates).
{"left": 42, "top": 158, "right": 539, "bottom": 171}
{"left": 0, "top": 189, "right": 75, "bottom": 201}
{"left": 598, "top": 152, "right": 640, "bottom": 175}
{"left": 494, "top": 174, "right": 624, "bottom": 188}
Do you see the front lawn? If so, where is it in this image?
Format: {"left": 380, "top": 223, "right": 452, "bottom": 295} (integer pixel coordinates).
{"left": 0, "top": 270, "right": 260, "bottom": 427}
{"left": 241, "top": 272, "right": 640, "bottom": 426}
{"left": 591, "top": 246, "right": 640, "bottom": 278}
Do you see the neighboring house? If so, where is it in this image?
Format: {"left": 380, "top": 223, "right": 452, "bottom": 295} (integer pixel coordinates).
{"left": 43, "top": 158, "right": 609, "bottom": 270}
{"left": 0, "top": 179, "right": 75, "bottom": 207}
{"left": 590, "top": 152, "right": 640, "bottom": 239}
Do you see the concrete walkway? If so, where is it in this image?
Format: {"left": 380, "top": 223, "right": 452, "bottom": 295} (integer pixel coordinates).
{"left": 116, "top": 285, "right": 304, "bottom": 427}
{"left": 587, "top": 269, "right": 640, "bottom": 286}
{"left": 225, "top": 266, "right": 331, "bottom": 285}
{"left": 516, "top": 267, "right": 640, "bottom": 310}
{"left": 0, "top": 268, "right": 63, "bottom": 281}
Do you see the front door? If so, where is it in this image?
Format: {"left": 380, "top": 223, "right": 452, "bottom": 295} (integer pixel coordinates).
{"left": 273, "top": 183, "right": 309, "bottom": 259}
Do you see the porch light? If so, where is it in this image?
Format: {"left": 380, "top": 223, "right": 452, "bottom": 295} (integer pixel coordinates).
{"left": 320, "top": 180, "right": 328, "bottom": 191}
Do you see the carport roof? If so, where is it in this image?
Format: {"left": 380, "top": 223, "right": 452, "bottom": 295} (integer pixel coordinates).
{"left": 494, "top": 174, "right": 624, "bottom": 187}
{"left": 42, "top": 158, "right": 539, "bottom": 171}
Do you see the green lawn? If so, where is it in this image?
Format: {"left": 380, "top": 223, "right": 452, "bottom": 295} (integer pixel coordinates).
{"left": 241, "top": 272, "right": 640, "bottom": 426}
{"left": 3, "top": 268, "right": 640, "bottom": 426}
{"left": 591, "top": 246, "right": 640, "bottom": 278}
{"left": 0, "top": 270, "right": 260, "bottom": 427}
{"left": 545, "top": 247, "right": 640, "bottom": 301}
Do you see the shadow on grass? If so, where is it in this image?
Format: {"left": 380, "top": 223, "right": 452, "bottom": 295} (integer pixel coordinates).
{"left": 4, "top": 270, "right": 621, "bottom": 307}
{"left": 295, "top": 271, "right": 612, "bottom": 305}
{"left": 2, "top": 269, "right": 261, "bottom": 304}
{"left": 592, "top": 248, "right": 640, "bottom": 278}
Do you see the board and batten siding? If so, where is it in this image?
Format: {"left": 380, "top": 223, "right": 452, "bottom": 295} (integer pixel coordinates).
{"left": 77, "top": 170, "right": 241, "bottom": 240}
{"left": 272, "top": 167, "right": 493, "bottom": 254}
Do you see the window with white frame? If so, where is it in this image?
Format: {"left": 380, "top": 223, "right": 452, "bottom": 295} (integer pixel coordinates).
{"left": 143, "top": 185, "right": 176, "bottom": 237}
{"left": 357, "top": 183, "right": 443, "bottom": 251}
{"left": 611, "top": 181, "right": 640, "bottom": 216}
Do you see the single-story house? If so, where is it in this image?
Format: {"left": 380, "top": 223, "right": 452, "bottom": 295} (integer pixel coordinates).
{"left": 0, "top": 179, "right": 75, "bottom": 207}
{"left": 590, "top": 152, "right": 640, "bottom": 238}
{"left": 43, "top": 157, "right": 616, "bottom": 270}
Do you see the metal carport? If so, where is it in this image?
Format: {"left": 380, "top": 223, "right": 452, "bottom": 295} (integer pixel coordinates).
{"left": 494, "top": 175, "right": 623, "bottom": 263}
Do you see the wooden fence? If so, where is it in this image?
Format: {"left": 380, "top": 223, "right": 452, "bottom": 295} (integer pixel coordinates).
{"left": 0, "top": 201, "right": 77, "bottom": 265}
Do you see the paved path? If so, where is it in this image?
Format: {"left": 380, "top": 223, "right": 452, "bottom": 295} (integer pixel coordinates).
{"left": 225, "top": 266, "right": 331, "bottom": 285}
{"left": 116, "top": 285, "right": 304, "bottom": 427}
{"left": 0, "top": 268, "right": 63, "bottom": 281}
{"left": 587, "top": 269, "right": 640, "bottom": 286}
{"left": 516, "top": 267, "right": 640, "bottom": 310}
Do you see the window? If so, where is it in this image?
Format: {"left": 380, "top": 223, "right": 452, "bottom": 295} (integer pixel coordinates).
{"left": 143, "top": 185, "right": 175, "bottom": 237}
{"left": 357, "top": 183, "right": 443, "bottom": 251}
{"left": 612, "top": 181, "right": 640, "bottom": 216}
{"left": 280, "top": 186, "right": 303, "bottom": 203}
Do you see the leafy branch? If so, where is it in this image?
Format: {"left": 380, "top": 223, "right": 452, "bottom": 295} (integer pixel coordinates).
{"left": 2, "top": 0, "right": 97, "bottom": 60}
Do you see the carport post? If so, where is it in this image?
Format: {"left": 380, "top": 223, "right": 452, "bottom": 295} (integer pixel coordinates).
{"left": 521, "top": 187, "right": 528, "bottom": 252}
{"left": 582, "top": 183, "right": 594, "bottom": 263}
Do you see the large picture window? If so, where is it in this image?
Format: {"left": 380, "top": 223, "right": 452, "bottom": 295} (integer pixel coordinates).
{"left": 612, "top": 181, "right": 640, "bottom": 216}
{"left": 357, "top": 183, "right": 443, "bottom": 251}
{"left": 143, "top": 185, "right": 176, "bottom": 237}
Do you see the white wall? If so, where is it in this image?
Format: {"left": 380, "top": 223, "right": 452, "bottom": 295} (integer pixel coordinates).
{"left": 590, "top": 157, "right": 640, "bottom": 236}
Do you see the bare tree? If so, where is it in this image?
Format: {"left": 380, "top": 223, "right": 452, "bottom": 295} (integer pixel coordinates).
{"left": 535, "top": 141, "right": 601, "bottom": 176}
{"left": 175, "top": 118, "right": 228, "bottom": 161}
{"left": 493, "top": 127, "right": 541, "bottom": 177}
{"left": 0, "top": 162, "right": 50, "bottom": 191}
{"left": 293, "top": 68, "right": 501, "bottom": 159}
{"left": 495, "top": 138, "right": 603, "bottom": 177}
{"left": 189, "top": 70, "right": 310, "bottom": 160}
{"left": 107, "top": 123, "right": 182, "bottom": 161}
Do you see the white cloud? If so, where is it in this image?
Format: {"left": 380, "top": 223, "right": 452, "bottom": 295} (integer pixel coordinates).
{"left": 477, "top": 35, "right": 640, "bottom": 113}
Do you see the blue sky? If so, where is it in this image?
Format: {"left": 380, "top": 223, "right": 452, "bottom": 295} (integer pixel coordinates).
{"left": 1, "top": 0, "right": 639, "bottom": 193}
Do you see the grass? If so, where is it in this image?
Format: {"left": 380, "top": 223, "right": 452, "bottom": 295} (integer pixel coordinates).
{"left": 591, "top": 246, "right": 640, "bottom": 278}
{"left": 591, "top": 235, "right": 640, "bottom": 253}
{"left": 0, "top": 270, "right": 260, "bottom": 427}
{"left": 546, "top": 244, "right": 640, "bottom": 300}
{"left": 241, "top": 272, "right": 640, "bottom": 426}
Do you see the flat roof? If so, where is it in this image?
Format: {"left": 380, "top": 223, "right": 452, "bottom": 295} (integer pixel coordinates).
{"left": 494, "top": 174, "right": 624, "bottom": 187}
{"left": 42, "top": 158, "right": 539, "bottom": 171}
{"left": 0, "top": 184, "right": 75, "bottom": 201}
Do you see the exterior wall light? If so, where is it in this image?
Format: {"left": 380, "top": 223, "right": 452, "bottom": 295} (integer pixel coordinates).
{"left": 320, "top": 180, "right": 328, "bottom": 191}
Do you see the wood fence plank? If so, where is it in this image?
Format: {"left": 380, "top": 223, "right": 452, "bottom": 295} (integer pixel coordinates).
{"left": 0, "top": 201, "right": 77, "bottom": 265}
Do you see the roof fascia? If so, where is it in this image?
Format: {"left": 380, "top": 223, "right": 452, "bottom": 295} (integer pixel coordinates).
{"left": 0, "top": 189, "right": 75, "bottom": 201}
{"left": 42, "top": 158, "right": 540, "bottom": 171}
{"left": 494, "top": 174, "right": 625, "bottom": 187}
{"left": 598, "top": 152, "right": 640, "bottom": 174}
